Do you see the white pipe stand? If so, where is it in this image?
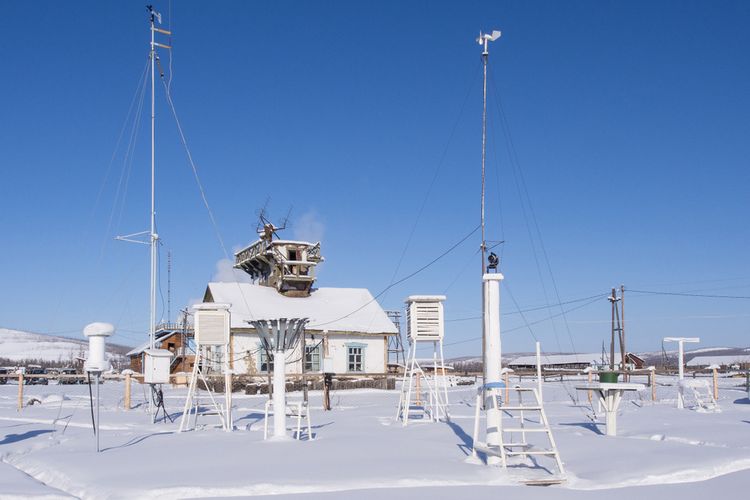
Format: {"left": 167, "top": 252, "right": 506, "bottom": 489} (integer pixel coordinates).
{"left": 272, "top": 350, "right": 287, "bottom": 438}
{"left": 483, "top": 273, "right": 504, "bottom": 465}
{"left": 664, "top": 337, "right": 700, "bottom": 409}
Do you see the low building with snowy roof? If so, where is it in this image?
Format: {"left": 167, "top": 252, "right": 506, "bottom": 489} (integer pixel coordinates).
{"left": 203, "top": 282, "right": 398, "bottom": 376}
{"left": 508, "top": 352, "right": 644, "bottom": 371}
{"left": 686, "top": 354, "right": 750, "bottom": 370}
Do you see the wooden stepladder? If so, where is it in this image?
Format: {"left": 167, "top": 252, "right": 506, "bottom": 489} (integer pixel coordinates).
{"left": 471, "top": 385, "right": 565, "bottom": 482}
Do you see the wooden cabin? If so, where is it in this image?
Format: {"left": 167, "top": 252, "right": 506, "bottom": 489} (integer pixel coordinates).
{"left": 127, "top": 325, "right": 195, "bottom": 374}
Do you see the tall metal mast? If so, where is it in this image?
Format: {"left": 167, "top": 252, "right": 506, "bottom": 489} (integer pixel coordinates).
{"left": 114, "top": 7, "right": 171, "bottom": 419}
{"left": 477, "top": 30, "right": 501, "bottom": 393}
{"left": 148, "top": 5, "right": 159, "bottom": 351}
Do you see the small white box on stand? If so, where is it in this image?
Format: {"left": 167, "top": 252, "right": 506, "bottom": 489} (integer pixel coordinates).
{"left": 144, "top": 349, "right": 173, "bottom": 384}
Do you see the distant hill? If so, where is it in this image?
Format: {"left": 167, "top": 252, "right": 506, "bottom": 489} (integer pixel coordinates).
{"left": 0, "top": 327, "right": 129, "bottom": 367}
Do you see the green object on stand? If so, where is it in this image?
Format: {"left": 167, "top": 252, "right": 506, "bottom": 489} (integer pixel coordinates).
{"left": 599, "top": 372, "right": 619, "bottom": 383}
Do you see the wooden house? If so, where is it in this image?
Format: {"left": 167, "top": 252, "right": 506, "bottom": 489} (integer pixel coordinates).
{"left": 127, "top": 325, "right": 195, "bottom": 374}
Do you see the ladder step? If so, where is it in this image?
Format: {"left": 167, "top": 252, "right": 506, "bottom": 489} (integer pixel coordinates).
{"left": 502, "top": 428, "right": 548, "bottom": 433}
{"left": 521, "top": 477, "right": 567, "bottom": 486}
{"left": 503, "top": 443, "right": 531, "bottom": 448}
{"left": 506, "top": 450, "right": 557, "bottom": 456}
{"left": 502, "top": 406, "right": 542, "bottom": 410}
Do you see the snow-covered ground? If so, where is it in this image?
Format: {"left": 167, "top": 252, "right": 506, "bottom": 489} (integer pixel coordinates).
{"left": 1, "top": 374, "right": 749, "bottom": 499}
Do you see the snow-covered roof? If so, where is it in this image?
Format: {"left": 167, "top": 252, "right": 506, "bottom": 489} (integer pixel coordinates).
{"left": 508, "top": 353, "right": 618, "bottom": 367}
{"left": 686, "top": 355, "right": 750, "bottom": 367}
{"left": 126, "top": 330, "right": 182, "bottom": 357}
{"left": 204, "top": 282, "right": 398, "bottom": 335}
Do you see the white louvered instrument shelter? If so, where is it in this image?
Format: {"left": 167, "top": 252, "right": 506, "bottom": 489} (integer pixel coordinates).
{"left": 193, "top": 303, "right": 231, "bottom": 346}
{"left": 405, "top": 295, "right": 446, "bottom": 341}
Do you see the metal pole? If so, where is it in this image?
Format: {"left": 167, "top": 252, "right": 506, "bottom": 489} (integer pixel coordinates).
{"left": 480, "top": 40, "right": 489, "bottom": 403}
{"left": 609, "top": 288, "right": 616, "bottom": 371}
{"left": 536, "top": 341, "right": 543, "bottom": 400}
{"left": 149, "top": 6, "right": 157, "bottom": 351}
{"left": 224, "top": 344, "right": 232, "bottom": 432}
{"left": 96, "top": 373, "right": 101, "bottom": 452}
{"left": 480, "top": 40, "right": 488, "bottom": 276}
{"left": 677, "top": 340, "right": 685, "bottom": 409}
{"left": 148, "top": 6, "right": 158, "bottom": 417}
{"left": 619, "top": 286, "right": 626, "bottom": 380}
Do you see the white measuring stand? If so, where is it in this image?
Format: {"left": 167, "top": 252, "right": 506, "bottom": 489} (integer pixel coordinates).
{"left": 575, "top": 382, "right": 644, "bottom": 436}
{"left": 83, "top": 322, "right": 114, "bottom": 452}
{"left": 663, "top": 337, "right": 700, "bottom": 409}
{"left": 180, "top": 303, "right": 233, "bottom": 432}
{"left": 397, "top": 295, "right": 450, "bottom": 425}
{"left": 249, "top": 318, "right": 311, "bottom": 440}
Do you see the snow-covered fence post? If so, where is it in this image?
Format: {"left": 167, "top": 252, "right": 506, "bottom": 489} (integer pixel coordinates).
{"left": 124, "top": 372, "right": 132, "bottom": 410}
{"left": 711, "top": 366, "right": 719, "bottom": 401}
{"left": 17, "top": 373, "right": 23, "bottom": 411}
{"left": 587, "top": 370, "right": 593, "bottom": 403}
{"left": 648, "top": 367, "right": 656, "bottom": 401}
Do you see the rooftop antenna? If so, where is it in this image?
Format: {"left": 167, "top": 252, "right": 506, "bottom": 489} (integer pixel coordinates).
{"left": 115, "top": 6, "right": 172, "bottom": 416}
{"left": 477, "top": 28, "right": 501, "bottom": 408}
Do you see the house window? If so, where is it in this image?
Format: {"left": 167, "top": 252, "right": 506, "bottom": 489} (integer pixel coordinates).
{"left": 259, "top": 349, "right": 274, "bottom": 372}
{"left": 305, "top": 345, "right": 321, "bottom": 372}
{"left": 347, "top": 345, "right": 365, "bottom": 372}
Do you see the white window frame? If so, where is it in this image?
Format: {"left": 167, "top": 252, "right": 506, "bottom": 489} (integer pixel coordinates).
{"left": 305, "top": 344, "right": 321, "bottom": 372}
{"left": 347, "top": 344, "right": 366, "bottom": 372}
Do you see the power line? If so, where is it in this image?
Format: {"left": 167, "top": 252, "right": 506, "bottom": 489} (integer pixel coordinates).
{"left": 443, "top": 295, "right": 602, "bottom": 347}
{"left": 628, "top": 289, "right": 750, "bottom": 300}
{"left": 308, "top": 225, "right": 480, "bottom": 329}
{"left": 444, "top": 292, "right": 607, "bottom": 322}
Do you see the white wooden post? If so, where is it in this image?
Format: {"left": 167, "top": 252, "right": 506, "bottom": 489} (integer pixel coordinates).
{"left": 664, "top": 337, "right": 699, "bottom": 409}
{"left": 124, "top": 372, "right": 131, "bottom": 410}
{"left": 17, "top": 373, "right": 23, "bottom": 411}
{"left": 535, "top": 342, "right": 543, "bottom": 400}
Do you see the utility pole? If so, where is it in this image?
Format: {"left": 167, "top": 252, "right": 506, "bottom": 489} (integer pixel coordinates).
{"left": 607, "top": 286, "right": 626, "bottom": 376}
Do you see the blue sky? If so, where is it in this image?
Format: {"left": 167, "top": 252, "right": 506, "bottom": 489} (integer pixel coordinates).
{"left": 0, "top": 1, "right": 748, "bottom": 356}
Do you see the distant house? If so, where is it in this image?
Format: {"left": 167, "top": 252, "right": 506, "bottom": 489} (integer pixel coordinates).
{"left": 508, "top": 352, "right": 644, "bottom": 371}
{"left": 686, "top": 355, "right": 750, "bottom": 370}
{"left": 202, "top": 282, "right": 398, "bottom": 376}
{"left": 127, "top": 325, "right": 194, "bottom": 374}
